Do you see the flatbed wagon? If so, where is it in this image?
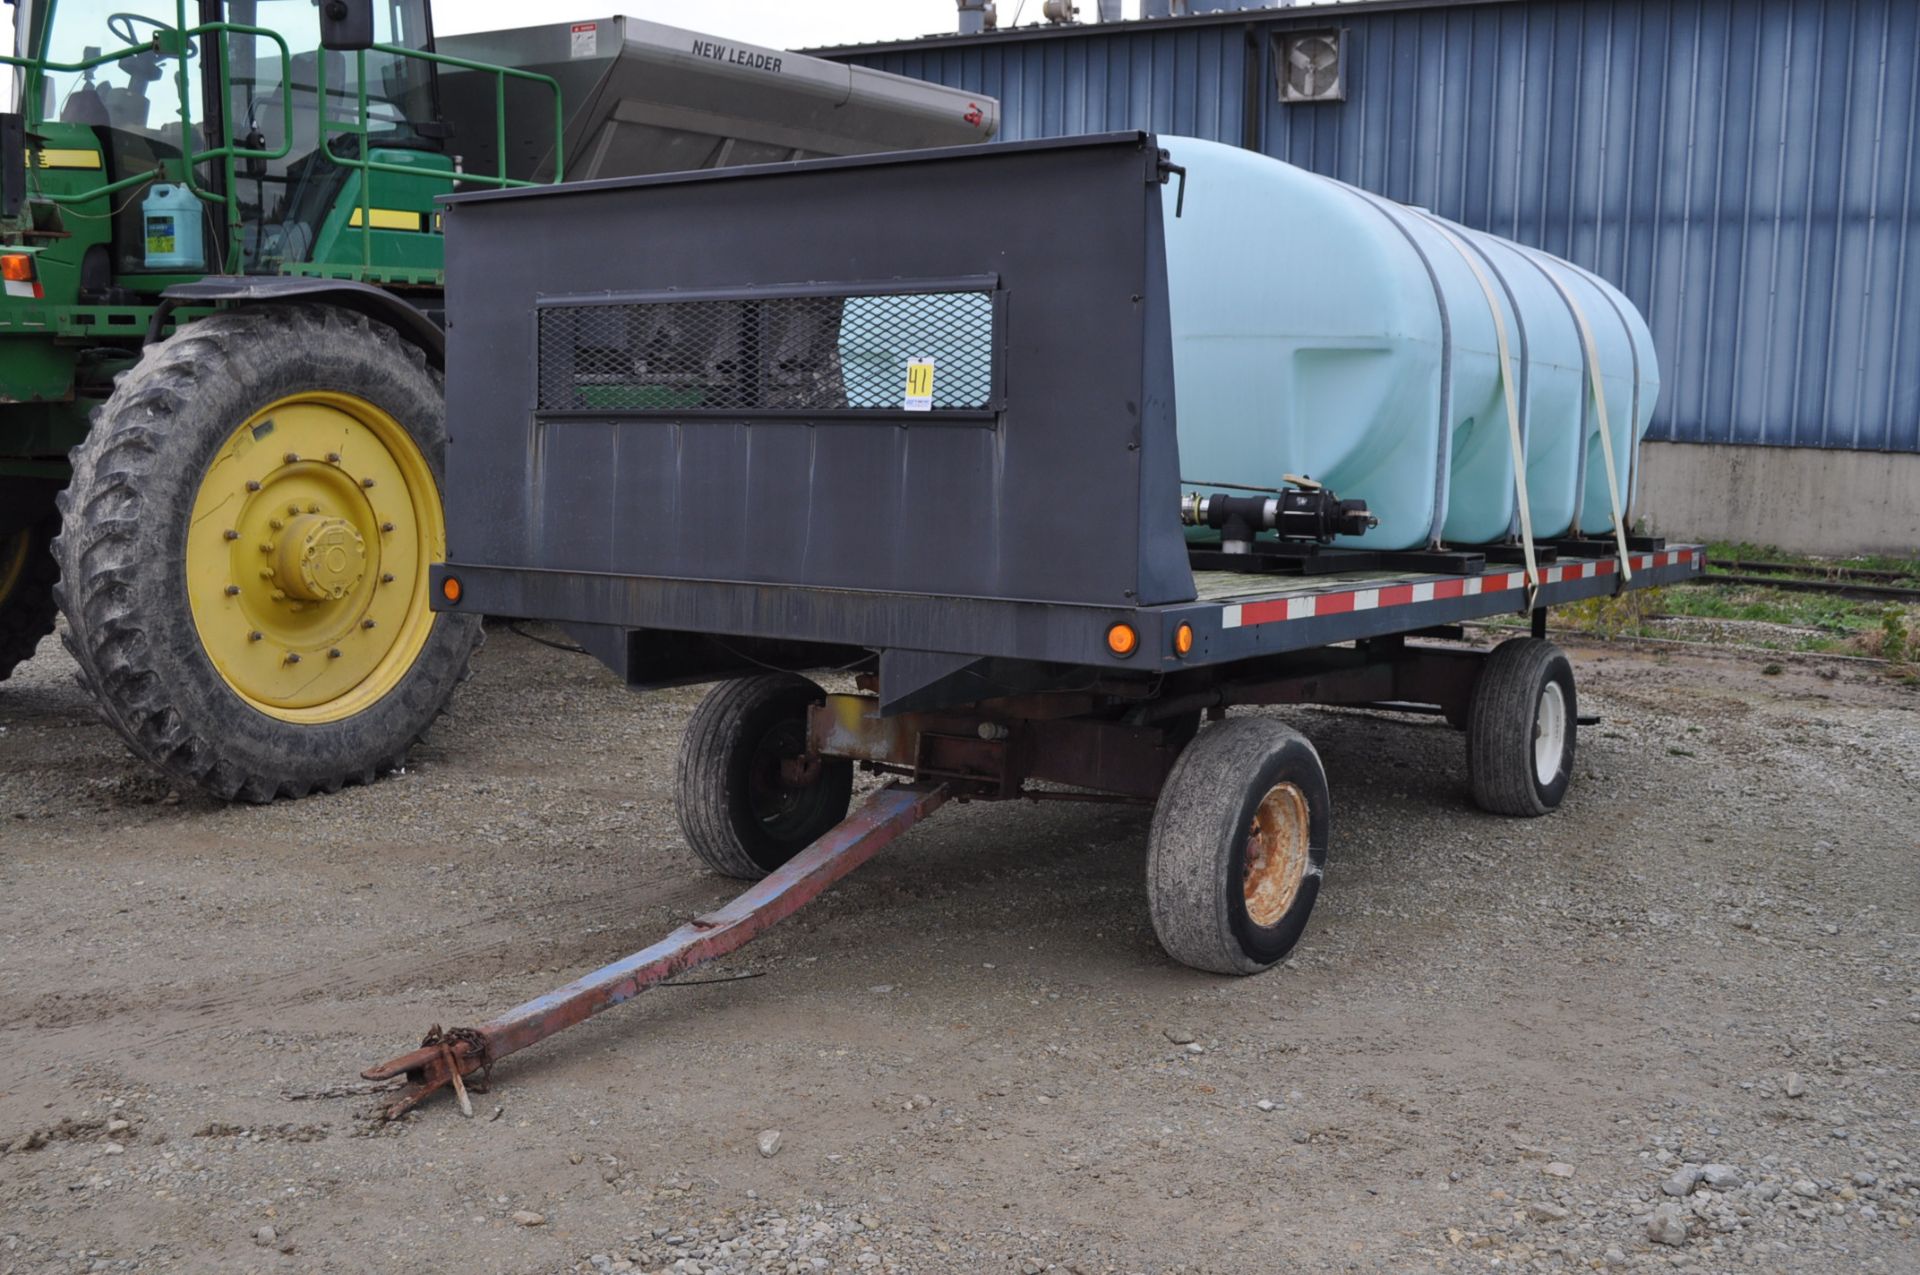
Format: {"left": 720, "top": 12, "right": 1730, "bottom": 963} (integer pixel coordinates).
{"left": 363, "top": 132, "right": 1701, "bottom": 1115}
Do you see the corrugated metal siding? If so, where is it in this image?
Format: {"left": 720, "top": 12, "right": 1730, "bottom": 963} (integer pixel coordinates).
{"left": 876, "top": 24, "right": 1254, "bottom": 148}
{"left": 844, "top": 0, "right": 1920, "bottom": 453}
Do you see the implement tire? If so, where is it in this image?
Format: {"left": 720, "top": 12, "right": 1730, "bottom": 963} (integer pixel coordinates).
{"left": 0, "top": 516, "right": 59, "bottom": 682}
{"left": 676, "top": 674, "right": 855, "bottom": 880}
{"left": 1465, "top": 637, "right": 1576, "bottom": 817}
{"left": 1146, "top": 717, "right": 1330, "bottom": 975}
{"left": 53, "top": 304, "right": 478, "bottom": 802}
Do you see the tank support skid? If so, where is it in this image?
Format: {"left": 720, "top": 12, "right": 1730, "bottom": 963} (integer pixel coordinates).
{"left": 361, "top": 782, "right": 949, "bottom": 1119}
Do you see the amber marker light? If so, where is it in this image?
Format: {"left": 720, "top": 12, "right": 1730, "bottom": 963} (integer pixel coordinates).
{"left": 1106, "top": 622, "right": 1138, "bottom": 657}
{"left": 1174, "top": 622, "right": 1194, "bottom": 656}
{"left": 1, "top": 254, "right": 33, "bottom": 281}
{"left": 440, "top": 576, "right": 463, "bottom": 604}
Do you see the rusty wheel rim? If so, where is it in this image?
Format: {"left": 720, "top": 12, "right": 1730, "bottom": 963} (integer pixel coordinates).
{"left": 1243, "top": 781, "right": 1311, "bottom": 928}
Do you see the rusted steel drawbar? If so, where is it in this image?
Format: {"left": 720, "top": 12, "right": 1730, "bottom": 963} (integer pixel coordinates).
{"left": 362, "top": 782, "right": 949, "bottom": 1118}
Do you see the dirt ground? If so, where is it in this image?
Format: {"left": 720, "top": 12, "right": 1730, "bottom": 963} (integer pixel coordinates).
{"left": 1, "top": 623, "right": 1916, "bottom": 1275}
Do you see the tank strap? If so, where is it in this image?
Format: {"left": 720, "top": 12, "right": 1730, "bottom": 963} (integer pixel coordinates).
{"left": 1536, "top": 269, "right": 1634, "bottom": 588}
{"left": 1418, "top": 216, "right": 1541, "bottom": 610}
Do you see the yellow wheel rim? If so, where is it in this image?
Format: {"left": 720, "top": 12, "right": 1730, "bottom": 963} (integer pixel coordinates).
{"left": 186, "top": 392, "right": 444, "bottom": 724}
{"left": 0, "top": 526, "right": 29, "bottom": 607}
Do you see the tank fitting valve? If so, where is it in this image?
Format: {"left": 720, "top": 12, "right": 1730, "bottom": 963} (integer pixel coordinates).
{"left": 1180, "top": 486, "right": 1376, "bottom": 553}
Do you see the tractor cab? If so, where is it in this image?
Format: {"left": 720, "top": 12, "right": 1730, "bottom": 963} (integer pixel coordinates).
{"left": 9, "top": 4, "right": 1007, "bottom": 289}
{"left": 14, "top": 0, "right": 450, "bottom": 280}
{"left": 220, "top": 0, "right": 441, "bottom": 273}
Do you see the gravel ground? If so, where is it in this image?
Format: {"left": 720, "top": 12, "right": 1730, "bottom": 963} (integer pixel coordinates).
{"left": 1, "top": 621, "right": 1916, "bottom": 1274}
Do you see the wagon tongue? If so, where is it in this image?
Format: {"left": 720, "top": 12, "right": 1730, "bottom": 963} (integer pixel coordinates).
{"left": 359, "top": 783, "right": 949, "bottom": 1119}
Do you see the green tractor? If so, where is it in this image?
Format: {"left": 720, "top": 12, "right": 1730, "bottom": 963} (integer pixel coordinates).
{"left": 0, "top": 1, "right": 996, "bottom": 800}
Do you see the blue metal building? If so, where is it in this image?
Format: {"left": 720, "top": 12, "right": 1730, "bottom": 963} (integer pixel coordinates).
{"left": 830, "top": 0, "right": 1920, "bottom": 471}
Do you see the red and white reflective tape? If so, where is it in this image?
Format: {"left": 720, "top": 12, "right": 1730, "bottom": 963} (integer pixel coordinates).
{"left": 1219, "top": 549, "right": 1702, "bottom": 630}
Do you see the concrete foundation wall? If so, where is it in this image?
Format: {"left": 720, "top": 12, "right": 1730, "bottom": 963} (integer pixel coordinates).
{"left": 1634, "top": 441, "right": 1920, "bottom": 558}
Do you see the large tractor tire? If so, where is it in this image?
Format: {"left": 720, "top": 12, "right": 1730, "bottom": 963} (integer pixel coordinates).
{"left": 0, "top": 515, "right": 59, "bottom": 682}
{"left": 53, "top": 305, "right": 479, "bottom": 801}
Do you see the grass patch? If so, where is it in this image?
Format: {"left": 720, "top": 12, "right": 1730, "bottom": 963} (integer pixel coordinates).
{"left": 1470, "top": 541, "right": 1920, "bottom": 674}
{"left": 1556, "top": 587, "right": 1670, "bottom": 640}
{"left": 1660, "top": 581, "right": 1885, "bottom": 637}
{"left": 1506, "top": 576, "right": 1920, "bottom": 667}
{"left": 1704, "top": 539, "right": 1920, "bottom": 583}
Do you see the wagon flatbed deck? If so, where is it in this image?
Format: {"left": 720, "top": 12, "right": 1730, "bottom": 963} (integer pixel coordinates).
{"left": 1176, "top": 547, "right": 1703, "bottom": 658}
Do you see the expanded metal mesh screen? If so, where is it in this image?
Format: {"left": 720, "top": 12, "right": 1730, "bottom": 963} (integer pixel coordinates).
{"left": 537, "top": 290, "right": 995, "bottom": 414}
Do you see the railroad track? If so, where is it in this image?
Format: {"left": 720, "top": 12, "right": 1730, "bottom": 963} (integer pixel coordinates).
{"left": 1695, "top": 559, "right": 1920, "bottom": 603}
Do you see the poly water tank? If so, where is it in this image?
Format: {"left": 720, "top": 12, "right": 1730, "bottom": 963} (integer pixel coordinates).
{"left": 1160, "top": 137, "right": 1656, "bottom": 551}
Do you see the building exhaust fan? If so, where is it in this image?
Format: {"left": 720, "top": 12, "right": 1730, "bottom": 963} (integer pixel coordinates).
{"left": 1279, "top": 29, "right": 1345, "bottom": 103}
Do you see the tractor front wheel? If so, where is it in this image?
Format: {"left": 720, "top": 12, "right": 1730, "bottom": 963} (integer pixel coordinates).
{"left": 53, "top": 304, "right": 479, "bottom": 801}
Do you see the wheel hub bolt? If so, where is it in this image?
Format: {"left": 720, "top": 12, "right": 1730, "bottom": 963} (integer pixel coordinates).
{"left": 325, "top": 453, "right": 341, "bottom": 464}
{"left": 248, "top": 630, "right": 263, "bottom": 642}
{"left": 362, "top": 477, "right": 376, "bottom": 489}
{"left": 246, "top": 480, "right": 262, "bottom": 492}
{"left": 380, "top": 521, "right": 394, "bottom": 533}
{"left": 284, "top": 453, "right": 300, "bottom": 464}
{"left": 328, "top": 647, "right": 342, "bottom": 659}
{"left": 224, "top": 585, "right": 240, "bottom": 596}
{"left": 223, "top": 529, "right": 239, "bottom": 541}
{"left": 362, "top": 618, "right": 376, "bottom": 629}
{"left": 284, "top": 652, "right": 301, "bottom": 664}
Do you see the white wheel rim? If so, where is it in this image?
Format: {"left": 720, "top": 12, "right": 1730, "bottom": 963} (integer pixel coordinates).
{"left": 1533, "top": 680, "right": 1568, "bottom": 786}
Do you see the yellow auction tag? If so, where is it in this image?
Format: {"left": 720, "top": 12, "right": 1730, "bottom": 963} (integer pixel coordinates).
{"left": 903, "top": 359, "right": 934, "bottom": 411}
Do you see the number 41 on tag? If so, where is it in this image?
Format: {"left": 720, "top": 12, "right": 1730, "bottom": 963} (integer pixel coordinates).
{"left": 902, "top": 359, "right": 934, "bottom": 412}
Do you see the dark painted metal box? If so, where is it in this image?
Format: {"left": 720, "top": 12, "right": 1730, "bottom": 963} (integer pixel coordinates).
{"left": 437, "top": 133, "right": 1194, "bottom": 702}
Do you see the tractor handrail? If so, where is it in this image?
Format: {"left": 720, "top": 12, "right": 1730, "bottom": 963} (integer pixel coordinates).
{"left": 0, "top": 26, "right": 295, "bottom": 210}
{"left": 314, "top": 43, "right": 565, "bottom": 273}
{"left": 1, "top": 39, "right": 169, "bottom": 78}
{"left": 0, "top": 29, "right": 160, "bottom": 136}
{"left": 313, "top": 43, "right": 564, "bottom": 190}
{"left": 190, "top": 23, "right": 296, "bottom": 171}
{"left": 178, "top": 21, "right": 295, "bottom": 222}
{"left": 373, "top": 42, "right": 566, "bottom": 185}
{"left": 5, "top": 0, "right": 563, "bottom": 273}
